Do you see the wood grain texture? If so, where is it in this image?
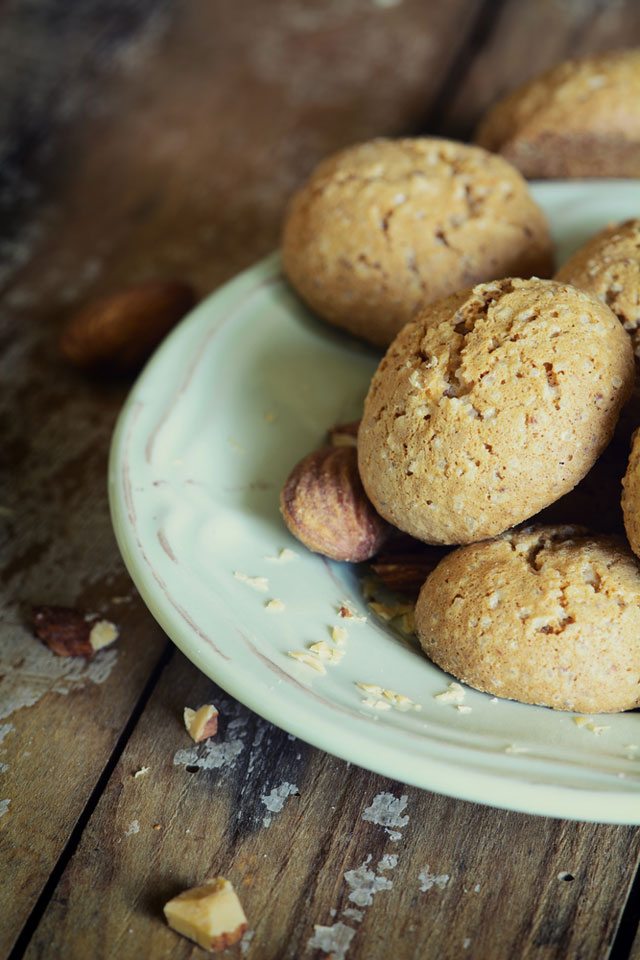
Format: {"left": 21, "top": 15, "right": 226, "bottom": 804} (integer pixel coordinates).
{"left": 1, "top": 0, "right": 640, "bottom": 957}
{"left": 22, "top": 651, "right": 640, "bottom": 960}
{"left": 433, "top": 0, "right": 640, "bottom": 139}
{"left": 0, "top": 0, "right": 486, "bottom": 954}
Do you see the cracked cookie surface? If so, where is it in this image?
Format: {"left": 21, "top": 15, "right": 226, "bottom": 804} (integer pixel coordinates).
{"left": 475, "top": 49, "right": 640, "bottom": 178}
{"left": 282, "top": 137, "right": 552, "bottom": 347}
{"left": 555, "top": 219, "right": 640, "bottom": 357}
{"left": 415, "top": 525, "right": 640, "bottom": 713}
{"left": 358, "top": 277, "right": 633, "bottom": 544}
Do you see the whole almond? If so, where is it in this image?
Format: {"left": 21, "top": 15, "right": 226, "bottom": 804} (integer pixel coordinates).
{"left": 59, "top": 280, "right": 196, "bottom": 373}
{"left": 280, "top": 446, "right": 389, "bottom": 562}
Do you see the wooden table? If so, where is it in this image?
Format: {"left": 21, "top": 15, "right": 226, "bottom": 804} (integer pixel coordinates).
{"left": 2, "top": 2, "right": 640, "bottom": 957}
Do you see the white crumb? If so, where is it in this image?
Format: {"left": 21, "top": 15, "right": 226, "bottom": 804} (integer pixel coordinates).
{"left": 287, "top": 650, "right": 326, "bottom": 674}
{"left": 434, "top": 682, "right": 466, "bottom": 705}
{"left": 234, "top": 571, "right": 269, "bottom": 592}
{"left": 264, "top": 598, "right": 285, "bottom": 613}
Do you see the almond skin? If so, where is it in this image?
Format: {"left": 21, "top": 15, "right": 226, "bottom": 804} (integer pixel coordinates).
{"left": 370, "top": 549, "right": 448, "bottom": 600}
{"left": 59, "top": 280, "right": 196, "bottom": 373}
{"left": 280, "top": 446, "right": 389, "bottom": 562}
{"left": 30, "top": 605, "right": 120, "bottom": 657}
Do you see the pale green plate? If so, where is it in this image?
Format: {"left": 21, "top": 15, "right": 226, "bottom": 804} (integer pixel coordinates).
{"left": 109, "top": 181, "right": 640, "bottom": 823}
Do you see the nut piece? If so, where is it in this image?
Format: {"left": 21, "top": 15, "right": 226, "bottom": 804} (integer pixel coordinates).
{"left": 32, "top": 606, "right": 119, "bottom": 658}
{"left": 60, "top": 280, "right": 196, "bottom": 373}
{"left": 370, "top": 545, "right": 449, "bottom": 600}
{"left": 328, "top": 420, "right": 360, "bottom": 448}
{"left": 280, "top": 446, "right": 389, "bottom": 562}
{"left": 183, "top": 704, "right": 219, "bottom": 743}
{"left": 163, "top": 877, "right": 248, "bottom": 952}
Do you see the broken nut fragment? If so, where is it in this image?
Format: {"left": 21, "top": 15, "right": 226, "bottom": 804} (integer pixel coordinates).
{"left": 184, "top": 704, "right": 219, "bottom": 743}
{"left": 59, "top": 279, "right": 196, "bottom": 374}
{"left": 328, "top": 419, "right": 360, "bottom": 447}
{"left": 163, "top": 877, "right": 248, "bottom": 952}
{"left": 32, "top": 606, "right": 119, "bottom": 658}
{"left": 280, "top": 446, "right": 389, "bottom": 562}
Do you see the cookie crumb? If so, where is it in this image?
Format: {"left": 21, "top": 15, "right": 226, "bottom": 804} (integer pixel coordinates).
{"left": 331, "top": 626, "right": 348, "bottom": 645}
{"left": 234, "top": 571, "right": 269, "bottom": 592}
{"left": 264, "top": 598, "right": 285, "bottom": 613}
{"left": 434, "top": 682, "right": 466, "bottom": 705}
{"left": 287, "top": 650, "right": 326, "bottom": 674}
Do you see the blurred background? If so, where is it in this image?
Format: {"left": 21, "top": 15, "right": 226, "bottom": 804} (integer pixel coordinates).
{"left": 2, "top": 0, "right": 640, "bottom": 305}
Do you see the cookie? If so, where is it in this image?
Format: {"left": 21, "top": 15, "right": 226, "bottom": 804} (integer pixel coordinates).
{"left": 415, "top": 525, "right": 640, "bottom": 713}
{"left": 282, "top": 138, "right": 553, "bottom": 348}
{"left": 555, "top": 219, "right": 640, "bottom": 357}
{"left": 622, "top": 428, "right": 640, "bottom": 558}
{"left": 475, "top": 50, "right": 640, "bottom": 178}
{"left": 358, "top": 277, "right": 633, "bottom": 545}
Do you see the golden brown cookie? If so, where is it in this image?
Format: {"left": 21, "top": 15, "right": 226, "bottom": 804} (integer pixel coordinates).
{"left": 415, "top": 525, "right": 640, "bottom": 713}
{"left": 282, "top": 138, "right": 552, "bottom": 347}
{"left": 555, "top": 219, "right": 640, "bottom": 356}
{"left": 622, "top": 428, "right": 640, "bottom": 558}
{"left": 475, "top": 50, "right": 640, "bottom": 178}
{"left": 358, "top": 277, "right": 633, "bottom": 545}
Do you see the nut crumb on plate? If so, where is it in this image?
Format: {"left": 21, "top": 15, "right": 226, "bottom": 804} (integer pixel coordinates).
{"left": 264, "top": 598, "right": 285, "bottom": 613}
{"left": 434, "top": 682, "right": 466, "bottom": 705}
{"left": 287, "top": 650, "right": 327, "bottom": 674}
{"left": 233, "top": 571, "right": 269, "bottom": 592}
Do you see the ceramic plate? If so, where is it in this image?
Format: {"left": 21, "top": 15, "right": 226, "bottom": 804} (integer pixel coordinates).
{"left": 109, "top": 181, "right": 640, "bottom": 823}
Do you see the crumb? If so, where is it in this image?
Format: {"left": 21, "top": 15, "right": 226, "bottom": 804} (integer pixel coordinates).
{"left": 264, "top": 598, "right": 285, "bottom": 613}
{"left": 456, "top": 705, "right": 472, "bottom": 714}
{"left": 338, "top": 601, "right": 367, "bottom": 622}
{"left": 184, "top": 704, "right": 219, "bottom": 743}
{"left": 265, "top": 548, "right": 298, "bottom": 563}
{"left": 586, "top": 722, "right": 609, "bottom": 735}
{"left": 434, "top": 682, "right": 466, "bottom": 705}
{"left": 234, "top": 572, "right": 268, "bottom": 592}
{"left": 331, "top": 625, "right": 348, "bottom": 645}
{"left": 361, "top": 697, "right": 392, "bottom": 710}
{"left": 133, "top": 766, "right": 150, "bottom": 779}
{"left": 309, "top": 641, "right": 344, "bottom": 664}
{"left": 287, "top": 651, "right": 326, "bottom": 674}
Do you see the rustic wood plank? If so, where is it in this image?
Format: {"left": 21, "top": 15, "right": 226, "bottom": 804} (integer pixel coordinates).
{"left": 0, "top": 0, "right": 488, "bottom": 954}
{"left": 431, "top": 0, "right": 640, "bottom": 139}
{"left": 22, "top": 651, "right": 640, "bottom": 960}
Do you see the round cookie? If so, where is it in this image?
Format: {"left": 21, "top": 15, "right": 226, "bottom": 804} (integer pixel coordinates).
{"left": 622, "top": 428, "right": 640, "bottom": 558}
{"left": 555, "top": 219, "right": 640, "bottom": 357}
{"left": 415, "top": 525, "right": 640, "bottom": 713}
{"left": 282, "top": 138, "right": 553, "bottom": 348}
{"left": 358, "top": 277, "right": 633, "bottom": 545}
{"left": 475, "top": 50, "right": 640, "bottom": 179}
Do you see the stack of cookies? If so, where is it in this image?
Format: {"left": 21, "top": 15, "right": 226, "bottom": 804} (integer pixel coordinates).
{"left": 279, "top": 51, "right": 640, "bottom": 716}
